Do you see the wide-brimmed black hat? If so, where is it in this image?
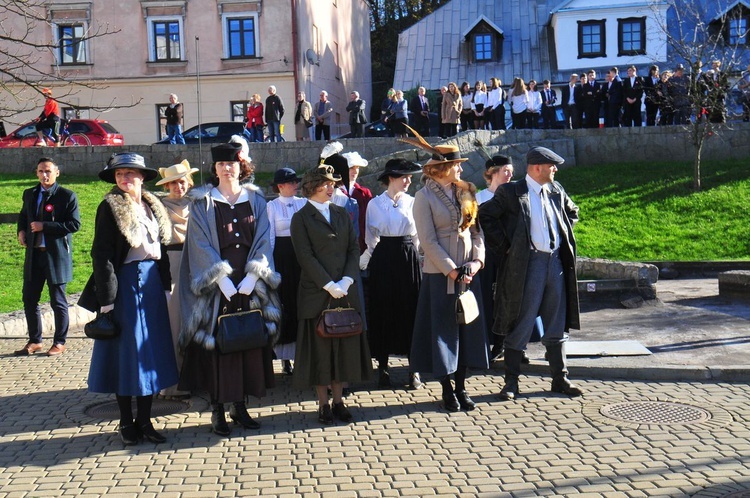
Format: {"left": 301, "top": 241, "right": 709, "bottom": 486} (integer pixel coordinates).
{"left": 211, "top": 142, "right": 242, "bottom": 163}
{"left": 99, "top": 152, "right": 158, "bottom": 183}
{"left": 485, "top": 155, "right": 512, "bottom": 170}
{"left": 271, "top": 167, "right": 299, "bottom": 186}
{"left": 377, "top": 158, "right": 422, "bottom": 182}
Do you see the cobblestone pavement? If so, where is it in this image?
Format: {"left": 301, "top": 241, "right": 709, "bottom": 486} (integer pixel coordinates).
{"left": 1, "top": 336, "right": 749, "bottom": 497}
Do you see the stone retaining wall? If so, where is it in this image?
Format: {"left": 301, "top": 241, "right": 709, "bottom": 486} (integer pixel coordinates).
{"left": 577, "top": 257, "right": 660, "bottom": 304}
{"left": 2, "top": 124, "right": 748, "bottom": 195}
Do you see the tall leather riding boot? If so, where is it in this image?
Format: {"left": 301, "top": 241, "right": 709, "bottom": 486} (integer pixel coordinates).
{"left": 499, "top": 349, "right": 523, "bottom": 401}
{"left": 546, "top": 343, "right": 583, "bottom": 397}
{"left": 440, "top": 376, "right": 459, "bottom": 412}
{"left": 211, "top": 402, "right": 230, "bottom": 437}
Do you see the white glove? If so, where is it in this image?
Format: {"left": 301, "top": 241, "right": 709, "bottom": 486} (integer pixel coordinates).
{"left": 324, "top": 281, "right": 347, "bottom": 299}
{"left": 359, "top": 253, "right": 370, "bottom": 270}
{"left": 237, "top": 273, "right": 259, "bottom": 295}
{"left": 218, "top": 276, "right": 238, "bottom": 301}
{"left": 100, "top": 303, "right": 115, "bottom": 313}
{"left": 165, "top": 291, "right": 172, "bottom": 304}
{"left": 336, "top": 277, "right": 353, "bottom": 294}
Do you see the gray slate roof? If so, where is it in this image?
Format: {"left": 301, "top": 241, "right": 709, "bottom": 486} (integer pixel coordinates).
{"left": 393, "top": 0, "right": 570, "bottom": 91}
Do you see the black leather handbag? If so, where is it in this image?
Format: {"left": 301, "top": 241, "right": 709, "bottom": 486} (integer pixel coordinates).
{"left": 216, "top": 308, "right": 267, "bottom": 354}
{"left": 84, "top": 311, "right": 120, "bottom": 340}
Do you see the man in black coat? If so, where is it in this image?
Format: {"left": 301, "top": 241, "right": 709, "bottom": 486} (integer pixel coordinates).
{"left": 582, "top": 69, "right": 601, "bottom": 128}
{"left": 622, "top": 65, "right": 644, "bottom": 127}
{"left": 573, "top": 73, "right": 588, "bottom": 129}
{"left": 602, "top": 69, "right": 623, "bottom": 127}
{"left": 16, "top": 157, "right": 81, "bottom": 356}
{"left": 479, "top": 146, "right": 582, "bottom": 401}
{"left": 346, "top": 91, "right": 367, "bottom": 138}
{"left": 410, "top": 86, "right": 431, "bottom": 136}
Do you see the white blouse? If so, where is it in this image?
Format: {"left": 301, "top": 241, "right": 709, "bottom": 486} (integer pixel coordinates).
{"left": 471, "top": 91, "right": 488, "bottom": 110}
{"left": 527, "top": 90, "right": 543, "bottom": 113}
{"left": 360, "top": 191, "right": 419, "bottom": 268}
{"left": 476, "top": 188, "right": 495, "bottom": 205}
{"left": 267, "top": 195, "right": 306, "bottom": 249}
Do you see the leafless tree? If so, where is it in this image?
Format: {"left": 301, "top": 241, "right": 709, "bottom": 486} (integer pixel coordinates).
{"left": 0, "top": 0, "right": 138, "bottom": 120}
{"left": 653, "top": 0, "right": 749, "bottom": 190}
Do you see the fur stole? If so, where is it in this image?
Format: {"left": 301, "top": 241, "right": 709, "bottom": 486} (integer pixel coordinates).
{"left": 455, "top": 180, "right": 478, "bottom": 232}
{"left": 104, "top": 187, "right": 172, "bottom": 246}
{"left": 180, "top": 259, "right": 282, "bottom": 352}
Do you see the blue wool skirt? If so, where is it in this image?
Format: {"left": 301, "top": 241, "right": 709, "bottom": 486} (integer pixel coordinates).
{"left": 409, "top": 273, "right": 489, "bottom": 378}
{"left": 88, "top": 260, "right": 179, "bottom": 396}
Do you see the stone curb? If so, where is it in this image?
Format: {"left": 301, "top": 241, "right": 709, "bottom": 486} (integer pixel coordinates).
{"left": 0, "top": 303, "right": 94, "bottom": 338}
{"left": 518, "top": 361, "right": 750, "bottom": 382}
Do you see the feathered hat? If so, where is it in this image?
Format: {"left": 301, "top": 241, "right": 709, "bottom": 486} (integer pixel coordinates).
{"left": 319, "top": 141, "right": 350, "bottom": 190}
{"left": 399, "top": 124, "right": 467, "bottom": 168}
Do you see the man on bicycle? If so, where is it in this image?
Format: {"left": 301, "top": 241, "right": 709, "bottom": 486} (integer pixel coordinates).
{"left": 35, "top": 88, "right": 61, "bottom": 146}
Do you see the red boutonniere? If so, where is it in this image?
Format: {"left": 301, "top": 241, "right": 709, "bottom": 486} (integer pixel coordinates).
{"left": 45, "top": 204, "right": 54, "bottom": 213}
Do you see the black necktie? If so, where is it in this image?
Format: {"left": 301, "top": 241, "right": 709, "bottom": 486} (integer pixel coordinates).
{"left": 34, "top": 190, "right": 48, "bottom": 247}
{"left": 541, "top": 187, "right": 556, "bottom": 250}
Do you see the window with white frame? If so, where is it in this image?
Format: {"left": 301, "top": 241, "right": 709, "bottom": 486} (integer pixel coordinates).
{"left": 58, "top": 24, "right": 87, "bottom": 64}
{"left": 223, "top": 13, "right": 259, "bottom": 59}
{"left": 147, "top": 17, "right": 184, "bottom": 62}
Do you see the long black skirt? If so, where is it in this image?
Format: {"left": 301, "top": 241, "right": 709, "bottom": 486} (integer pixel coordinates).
{"left": 274, "top": 236, "right": 300, "bottom": 346}
{"left": 368, "top": 236, "right": 421, "bottom": 360}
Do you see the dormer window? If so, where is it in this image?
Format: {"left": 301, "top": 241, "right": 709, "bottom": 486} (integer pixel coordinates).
{"left": 462, "top": 16, "right": 503, "bottom": 63}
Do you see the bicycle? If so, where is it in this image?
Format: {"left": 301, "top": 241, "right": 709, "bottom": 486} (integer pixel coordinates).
{"left": 263, "top": 123, "right": 286, "bottom": 143}
{"left": 20, "top": 119, "right": 91, "bottom": 147}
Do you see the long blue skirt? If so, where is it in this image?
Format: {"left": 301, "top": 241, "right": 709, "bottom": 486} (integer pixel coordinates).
{"left": 409, "top": 273, "right": 489, "bottom": 378}
{"left": 88, "top": 260, "right": 179, "bottom": 396}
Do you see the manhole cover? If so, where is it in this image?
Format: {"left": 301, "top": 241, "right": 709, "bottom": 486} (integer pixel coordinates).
{"left": 583, "top": 397, "right": 733, "bottom": 431}
{"left": 692, "top": 482, "right": 750, "bottom": 497}
{"left": 85, "top": 398, "right": 191, "bottom": 420}
{"left": 601, "top": 400, "right": 710, "bottom": 424}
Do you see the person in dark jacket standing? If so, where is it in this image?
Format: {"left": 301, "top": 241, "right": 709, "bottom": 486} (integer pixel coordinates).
{"left": 164, "top": 94, "right": 185, "bottom": 144}
{"left": 479, "top": 146, "right": 583, "bottom": 401}
{"left": 346, "top": 91, "right": 367, "bottom": 138}
{"left": 410, "top": 86, "right": 431, "bottom": 136}
{"left": 622, "top": 65, "right": 644, "bottom": 127}
{"left": 15, "top": 157, "right": 81, "bottom": 356}
{"left": 265, "top": 85, "right": 285, "bottom": 142}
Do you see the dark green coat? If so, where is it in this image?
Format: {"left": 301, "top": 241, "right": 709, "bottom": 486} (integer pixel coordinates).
{"left": 290, "top": 201, "right": 362, "bottom": 320}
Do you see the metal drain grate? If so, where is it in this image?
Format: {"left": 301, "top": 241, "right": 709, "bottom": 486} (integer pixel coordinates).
{"left": 601, "top": 400, "right": 711, "bottom": 425}
{"left": 85, "top": 399, "right": 191, "bottom": 420}
{"left": 582, "top": 396, "right": 733, "bottom": 431}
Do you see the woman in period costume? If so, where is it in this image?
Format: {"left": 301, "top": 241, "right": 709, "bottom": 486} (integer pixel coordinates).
{"left": 266, "top": 167, "right": 306, "bottom": 375}
{"left": 360, "top": 158, "right": 423, "bottom": 390}
{"left": 156, "top": 159, "right": 198, "bottom": 398}
{"left": 290, "top": 165, "right": 371, "bottom": 425}
{"left": 405, "top": 128, "right": 488, "bottom": 412}
{"left": 178, "top": 142, "right": 282, "bottom": 437}
{"left": 79, "top": 152, "right": 178, "bottom": 446}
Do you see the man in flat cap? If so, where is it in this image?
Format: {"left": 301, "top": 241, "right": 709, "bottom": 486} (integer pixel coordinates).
{"left": 479, "top": 146, "right": 582, "bottom": 400}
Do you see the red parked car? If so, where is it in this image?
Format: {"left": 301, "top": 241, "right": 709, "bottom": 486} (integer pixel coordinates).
{"left": 0, "top": 119, "right": 125, "bottom": 147}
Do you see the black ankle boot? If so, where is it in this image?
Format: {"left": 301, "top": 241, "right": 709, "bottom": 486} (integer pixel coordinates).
{"left": 211, "top": 403, "right": 230, "bottom": 436}
{"left": 499, "top": 349, "right": 523, "bottom": 401}
{"left": 135, "top": 419, "right": 166, "bottom": 444}
{"left": 454, "top": 390, "right": 476, "bottom": 411}
{"left": 229, "top": 402, "right": 261, "bottom": 429}
{"left": 441, "top": 377, "right": 459, "bottom": 412}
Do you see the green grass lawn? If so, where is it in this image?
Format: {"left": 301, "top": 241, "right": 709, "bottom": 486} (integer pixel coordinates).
{"left": 0, "top": 163, "right": 747, "bottom": 313}
{"left": 556, "top": 159, "right": 750, "bottom": 261}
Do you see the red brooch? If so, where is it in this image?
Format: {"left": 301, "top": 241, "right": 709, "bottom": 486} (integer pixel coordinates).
{"left": 45, "top": 204, "right": 54, "bottom": 213}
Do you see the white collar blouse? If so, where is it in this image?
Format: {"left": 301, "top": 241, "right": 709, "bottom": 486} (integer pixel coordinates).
{"left": 360, "top": 191, "right": 419, "bottom": 268}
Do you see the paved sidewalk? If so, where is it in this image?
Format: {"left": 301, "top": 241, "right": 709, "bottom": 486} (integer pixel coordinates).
{"left": 0, "top": 279, "right": 748, "bottom": 497}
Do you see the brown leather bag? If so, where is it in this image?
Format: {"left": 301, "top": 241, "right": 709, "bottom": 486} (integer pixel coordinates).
{"left": 315, "top": 299, "right": 363, "bottom": 339}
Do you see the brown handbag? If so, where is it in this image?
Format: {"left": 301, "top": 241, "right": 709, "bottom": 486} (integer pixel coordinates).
{"left": 316, "top": 298, "right": 363, "bottom": 339}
